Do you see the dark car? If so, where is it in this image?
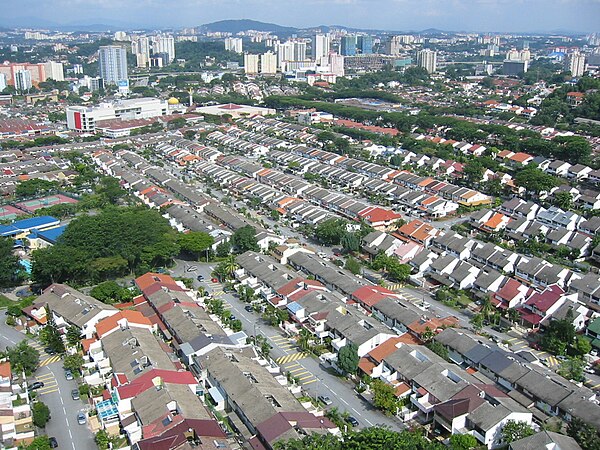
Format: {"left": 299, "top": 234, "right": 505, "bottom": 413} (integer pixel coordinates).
{"left": 28, "top": 381, "right": 44, "bottom": 390}
{"left": 244, "top": 305, "right": 253, "bottom": 312}
{"left": 49, "top": 437, "right": 58, "bottom": 448}
{"left": 64, "top": 370, "right": 74, "bottom": 380}
{"left": 44, "top": 347, "right": 56, "bottom": 356}
{"left": 71, "top": 389, "right": 80, "bottom": 400}
{"left": 347, "top": 416, "right": 359, "bottom": 427}
{"left": 196, "top": 275, "right": 204, "bottom": 282}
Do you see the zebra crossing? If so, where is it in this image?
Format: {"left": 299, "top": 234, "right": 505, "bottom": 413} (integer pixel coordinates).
{"left": 282, "top": 362, "right": 317, "bottom": 386}
{"left": 39, "top": 355, "right": 62, "bottom": 367}
{"left": 35, "top": 372, "right": 58, "bottom": 396}
{"left": 269, "top": 335, "right": 297, "bottom": 351}
{"left": 207, "top": 280, "right": 224, "bottom": 297}
{"left": 276, "top": 352, "right": 309, "bottom": 365}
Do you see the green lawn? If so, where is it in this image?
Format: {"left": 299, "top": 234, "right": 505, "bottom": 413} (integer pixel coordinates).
{"left": 0, "top": 294, "right": 15, "bottom": 309}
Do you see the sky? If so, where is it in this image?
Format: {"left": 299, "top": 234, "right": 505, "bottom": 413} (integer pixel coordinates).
{"left": 3, "top": 0, "right": 600, "bottom": 33}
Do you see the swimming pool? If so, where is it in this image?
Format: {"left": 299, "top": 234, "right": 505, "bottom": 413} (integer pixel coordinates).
{"left": 19, "top": 259, "right": 32, "bottom": 275}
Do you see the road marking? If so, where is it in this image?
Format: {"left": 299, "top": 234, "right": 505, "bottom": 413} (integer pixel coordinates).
{"left": 301, "top": 379, "right": 316, "bottom": 385}
{"left": 276, "top": 352, "right": 308, "bottom": 364}
{"left": 36, "top": 373, "right": 55, "bottom": 381}
{"left": 365, "top": 419, "right": 374, "bottom": 426}
{"left": 39, "top": 355, "right": 62, "bottom": 366}
{"left": 546, "top": 356, "right": 560, "bottom": 368}
{"left": 340, "top": 398, "right": 349, "bottom": 405}
{"left": 37, "top": 387, "right": 59, "bottom": 395}
{"left": 298, "top": 374, "right": 313, "bottom": 381}
{"left": 289, "top": 367, "right": 306, "bottom": 373}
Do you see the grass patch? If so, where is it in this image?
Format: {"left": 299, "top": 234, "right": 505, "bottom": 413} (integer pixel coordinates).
{"left": 0, "top": 294, "right": 15, "bottom": 309}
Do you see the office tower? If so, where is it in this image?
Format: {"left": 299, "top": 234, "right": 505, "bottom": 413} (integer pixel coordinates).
{"left": 225, "top": 37, "right": 243, "bottom": 53}
{"left": 98, "top": 45, "right": 128, "bottom": 85}
{"left": 386, "top": 36, "right": 402, "bottom": 56}
{"left": 416, "top": 49, "right": 437, "bottom": 73}
{"left": 132, "top": 37, "right": 151, "bottom": 68}
{"left": 152, "top": 35, "right": 175, "bottom": 64}
{"left": 565, "top": 51, "right": 586, "bottom": 77}
{"left": 0, "top": 73, "right": 6, "bottom": 92}
{"left": 244, "top": 54, "right": 260, "bottom": 74}
{"left": 43, "top": 61, "right": 64, "bottom": 81}
{"left": 357, "top": 35, "right": 374, "bottom": 55}
{"left": 341, "top": 35, "right": 357, "bottom": 56}
{"left": 14, "top": 70, "right": 32, "bottom": 92}
{"left": 260, "top": 51, "right": 277, "bottom": 74}
{"left": 503, "top": 60, "right": 528, "bottom": 75}
{"left": 312, "top": 34, "right": 330, "bottom": 60}
{"left": 328, "top": 53, "right": 345, "bottom": 77}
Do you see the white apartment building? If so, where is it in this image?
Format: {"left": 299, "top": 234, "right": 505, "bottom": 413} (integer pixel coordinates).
{"left": 312, "top": 34, "right": 330, "bottom": 60}
{"left": 225, "top": 37, "right": 243, "bottom": 54}
{"left": 565, "top": 51, "right": 586, "bottom": 77}
{"left": 260, "top": 51, "right": 277, "bottom": 74}
{"left": 98, "top": 45, "right": 128, "bottom": 85}
{"left": 43, "top": 61, "right": 64, "bottom": 81}
{"left": 132, "top": 37, "right": 151, "bottom": 68}
{"left": 416, "top": 49, "right": 437, "bottom": 73}
{"left": 244, "top": 54, "right": 260, "bottom": 74}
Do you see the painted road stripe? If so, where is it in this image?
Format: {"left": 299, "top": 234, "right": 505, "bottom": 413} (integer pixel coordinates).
{"left": 290, "top": 367, "right": 306, "bottom": 374}
{"left": 301, "top": 379, "right": 317, "bottom": 385}
{"left": 276, "top": 352, "right": 308, "bottom": 364}
{"left": 37, "top": 388, "right": 59, "bottom": 395}
{"left": 39, "top": 355, "right": 62, "bottom": 366}
{"left": 298, "top": 374, "right": 313, "bottom": 381}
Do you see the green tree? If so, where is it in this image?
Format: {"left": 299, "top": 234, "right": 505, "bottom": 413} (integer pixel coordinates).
{"left": 15, "top": 179, "right": 58, "bottom": 198}
{"left": 463, "top": 160, "right": 485, "bottom": 184}
{"left": 314, "top": 219, "right": 348, "bottom": 245}
{"left": 42, "top": 306, "right": 65, "bottom": 354}
{"left": 95, "top": 429, "right": 111, "bottom": 450}
{"left": 515, "top": 166, "right": 560, "bottom": 197}
{"left": 501, "top": 420, "right": 535, "bottom": 444}
{"left": 338, "top": 342, "right": 359, "bottom": 375}
{"left": 270, "top": 209, "right": 281, "bottom": 221}
{"left": 63, "top": 354, "right": 84, "bottom": 373}
{"left": 0, "top": 236, "right": 26, "bottom": 288}
{"left": 557, "top": 357, "right": 585, "bottom": 382}
{"left": 345, "top": 257, "right": 361, "bottom": 275}
{"left": 25, "top": 436, "right": 52, "bottom": 450}
{"left": 341, "top": 232, "right": 360, "bottom": 253}
{"left": 470, "top": 313, "right": 484, "bottom": 332}
{"left": 32, "top": 401, "right": 51, "bottom": 428}
{"left": 231, "top": 226, "right": 259, "bottom": 253}
{"left": 177, "top": 231, "right": 214, "bottom": 260}
{"left": 94, "top": 176, "right": 126, "bottom": 205}
{"left": 427, "top": 341, "right": 449, "bottom": 361}
{"left": 215, "top": 241, "right": 231, "bottom": 257}
{"left": 567, "top": 417, "right": 600, "bottom": 450}
{"left": 90, "top": 281, "right": 133, "bottom": 304}
{"left": 371, "top": 379, "right": 399, "bottom": 415}
{"left": 553, "top": 192, "right": 574, "bottom": 211}
{"left": 66, "top": 325, "right": 81, "bottom": 347}
{"left": 6, "top": 341, "right": 39, "bottom": 375}
{"left": 449, "top": 434, "right": 479, "bottom": 450}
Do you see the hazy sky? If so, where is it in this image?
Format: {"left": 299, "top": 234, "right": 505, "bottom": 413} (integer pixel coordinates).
{"left": 4, "top": 0, "right": 600, "bottom": 33}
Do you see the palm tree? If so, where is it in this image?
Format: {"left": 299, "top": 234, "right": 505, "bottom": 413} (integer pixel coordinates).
{"left": 480, "top": 298, "right": 494, "bottom": 322}
{"left": 222, "top": 255, "right": 239, "bottom": 279}
{"left": 298, "top": 328, "right": 312, "bottom": 352}
{"left": 507, "top": 308, "right": 520, "bottom": 325}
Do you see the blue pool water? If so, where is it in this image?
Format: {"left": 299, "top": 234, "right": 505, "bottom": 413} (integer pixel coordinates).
{"left": 19, "top": 259, "right": 32, "bottom": 274}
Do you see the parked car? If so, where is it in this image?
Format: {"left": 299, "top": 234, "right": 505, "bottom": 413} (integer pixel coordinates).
{"left": 64, "top": 370, "right": 73, "bottom": 380}
{"left": 28, "top": 382, "right": 44, "bottom": 390}
{"left": 244, "top": 305, "right": 253, "bottom": 312}
{"left": 71, "top": 389, "right": 80, "bottom": 400}
{"left": 196, "top": 274, "right": 204, "bottom": 281}
{"left": 318, "top": 395, "right": 333, "bottom": 406}
{"left": 44, "top": 347, "right": 56, "bottom": 356}
{"left": 49, "top": 437, "right": 58, "bottom": 448}
{"left": 346, "top": 416, "right": 359, "bottom": 427}
{"left": 77, "top": 412, "right": 86, "bottom": 425}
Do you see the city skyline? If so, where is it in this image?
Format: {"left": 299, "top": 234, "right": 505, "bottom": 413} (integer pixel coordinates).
{"left": 2, "top": 0, "right": 600, "bottom": 33}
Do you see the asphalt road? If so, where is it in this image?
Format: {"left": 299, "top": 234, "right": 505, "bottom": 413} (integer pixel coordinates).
{"left": 0, "top": 311, "right": 95, "bottom": 449}
{"left": 171, "top": 260, "right": 404, "bottom": 431}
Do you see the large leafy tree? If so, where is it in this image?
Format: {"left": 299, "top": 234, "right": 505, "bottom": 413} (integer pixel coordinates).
{"left": 177, "top": 231, "right": 214, "bottom": 260}
{"left": 338, "top": 342, "right": 359, "bottom": 375}
{"left": 567, "top": 417, "right": 600, "bottom": 450}
{"left": 314, "top": 219, "right": 348, "bottom": 246}
{"left": 514, "top": 166, "right": 560, "bottom": 197}
{"left": 0, "top": 236, "right": 25, "bottom": 288}
{"left": 501, "top": 420, "right": 535, "bottom": 444}
{"left": 90, "top": 281, "right": 134, "bottom": 304}
{"left": 41, "top": 306, "right": 65, "bottom": 354}
{"left": 32, "top": 401, "right": 51, "bottom": 428}
{"left": 31, "top": 207, "right": 180, "bottom": 286}
{"left": 231, "top": 226, "right": 259, "bottom": 253}
{"left": 5, "top": 341, "right": 39, "bottom": 375}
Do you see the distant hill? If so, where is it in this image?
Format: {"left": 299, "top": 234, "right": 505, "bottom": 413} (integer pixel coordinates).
{"left": 200, "top": 19, "right": 298, "bottom": 34}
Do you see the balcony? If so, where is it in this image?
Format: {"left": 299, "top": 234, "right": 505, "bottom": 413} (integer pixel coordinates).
{"left": 410, "top": 393, "right": 435, "bottom": 415}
